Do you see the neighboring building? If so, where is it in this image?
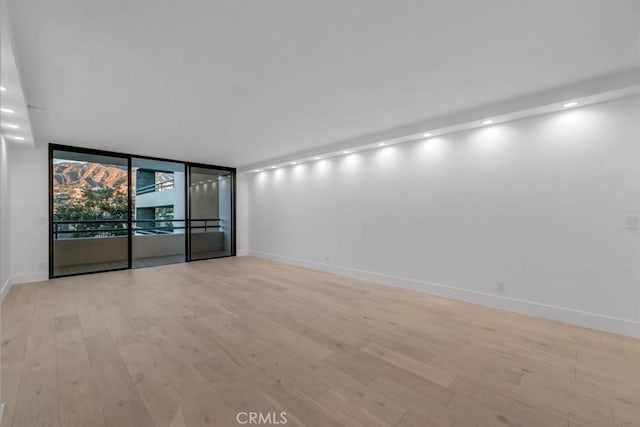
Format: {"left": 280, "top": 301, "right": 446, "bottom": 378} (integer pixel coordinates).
{"left": 134, "top": 168, "right": 185, "bottom": 235}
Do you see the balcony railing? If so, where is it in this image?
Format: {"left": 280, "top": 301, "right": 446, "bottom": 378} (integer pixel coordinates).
{"left": 53, "top": 218, "right": 221, "bottom": 239}
{"left": 136, "top": 179, "right": 174, "bottom": 195}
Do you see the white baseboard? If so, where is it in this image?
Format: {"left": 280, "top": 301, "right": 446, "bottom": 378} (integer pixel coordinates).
{"left": 249, "top": 250, "right": 640, "bottom": 339}
{"left": 0, "top": 272, "right": 48, "bottom": 304}
{"left": 11, "top": 272, "right": 48, "bottom": 285}
{"left": 0, "top": 276, "right": 12, "bottom": 303}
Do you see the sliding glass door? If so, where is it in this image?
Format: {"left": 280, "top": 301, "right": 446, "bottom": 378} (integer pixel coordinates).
{"left": 188, "top": 166, "right": 234, "bottom": 260}
{"left": 50, "top": 144, "right": 235, "bottom": 278}
{"left": 131, "top": 158, "right": 186, "bottom": 268}
{"left": 51, "top": 148, "right": 130, "bottom": 276}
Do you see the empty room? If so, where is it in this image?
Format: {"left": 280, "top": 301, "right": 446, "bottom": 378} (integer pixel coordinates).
{"left": 1, "top": 1, "right": 639, "bottom": 426}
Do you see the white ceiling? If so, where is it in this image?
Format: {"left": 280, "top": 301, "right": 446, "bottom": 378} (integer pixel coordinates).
{"left": 7, "top": 0, "right": 640, "bottom": 167}
{"left": 1, "top": 5, "right": 35, "bottom": 146}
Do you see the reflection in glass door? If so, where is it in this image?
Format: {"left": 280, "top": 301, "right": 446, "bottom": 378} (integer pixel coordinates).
{"left": 189, "top": 166, "right": 234, "bottom": 260}
{"left": 51, "top": 149, "right": 130, "bottom": 276}
{"left": 131, "top": 158, "right": 186, "bottom": 268}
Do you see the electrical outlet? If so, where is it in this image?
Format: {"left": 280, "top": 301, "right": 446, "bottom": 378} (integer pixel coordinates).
{"left": 497, "top": 282, "right": 505, "bottom": 293}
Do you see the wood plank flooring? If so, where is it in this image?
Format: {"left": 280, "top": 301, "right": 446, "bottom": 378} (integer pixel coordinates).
{"left": 2, "top": 256, "right": 639, "bottom": 426}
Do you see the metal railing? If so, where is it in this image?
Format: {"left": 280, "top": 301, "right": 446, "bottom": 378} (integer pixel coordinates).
{"left": 53, "top": 218, "right": 221, "bottom": 239}
{"left": 136, "top": 179, "right": 174, "bottom": 195}
{"left": 53, "top": 219, "right": 128, "bottom": 239}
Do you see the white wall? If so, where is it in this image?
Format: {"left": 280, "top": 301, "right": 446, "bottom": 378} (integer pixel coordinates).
{"left": 236, "top": 173, "right": 249, "bottom": 255}
{"left": 0, "top": 133, "right": 5, "bottom": 413}
{"left": 0, "top": 0, "right": 9, "bottom": 299}
{"left": 0, "top": 134, "right": 10, "bottom": 293}
{"left": 247, "top": 95, "right": 640, "bottom": 337}
{"left": 9, "top": 143, "right": 48, "bottom": 283}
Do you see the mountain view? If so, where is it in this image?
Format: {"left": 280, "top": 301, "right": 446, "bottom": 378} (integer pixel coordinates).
{"left": 53, "top": 162, "right": 128, "bottom": 189}
{"left": 52, "top": 162, "right": 130, "bottom": 237}
{"left": 53, "top": 162, "right": 174, "bottom": 238}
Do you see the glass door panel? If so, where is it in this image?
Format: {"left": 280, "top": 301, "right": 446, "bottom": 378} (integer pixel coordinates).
{"left": 189, "top": 166, "right": 234, "bottom": 260}
{"left": 131, "top": 158, "right": 186, "bottom": 268}
{"left": 51, "top": 149, "right": 129, "bottom": 277}
{"left": 51, "top": 144, "right": 236, "bottom": 277}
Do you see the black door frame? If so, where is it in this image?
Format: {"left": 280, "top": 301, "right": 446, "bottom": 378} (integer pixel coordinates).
{"left": 49, "top": 143, "right": 236, "bottom": 279}
{"left": 186, "top": 164, "right": 236, "bottom": 262}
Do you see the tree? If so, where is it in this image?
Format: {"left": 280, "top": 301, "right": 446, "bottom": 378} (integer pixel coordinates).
{"left": 54, "top": 186, "right": 129, "bottom": 238}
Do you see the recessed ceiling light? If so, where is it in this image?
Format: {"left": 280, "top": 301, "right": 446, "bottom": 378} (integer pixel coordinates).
{"left": 290, "top": 161, "right": 297, "bottom": 165}
{"left": 343, "top": 150, "right": 350, "bottom": 154}
{"left": 6, "top": 124, "right": 19, "bottom": 129}
{"left": 314, "top": 156, "right": 320, "bottom": 160}
{"left": 254, "top": 169, "right": 260, "bottom": 173}
{"left": 0, "top": 87, "right": 6, "bottom": 91}
{"left": 271, "top": 166, "right": 276, "bottom": 169}
{"left": 563, "top": 101, "right": 578, "bottom": 108}
{"left": 482, "top": 120, "right": 493, "bottom": 125}
{"left": 423, "top": 133, "right": 432, "bottom": 138}
{"left": 12, "top": 136, "right": 25, "bottom": 141}
{"left": 1, "top": 108, "right": 14, "bottom": 114}
{"left": 378, "top": 143, "right": 385, "bottom": 147}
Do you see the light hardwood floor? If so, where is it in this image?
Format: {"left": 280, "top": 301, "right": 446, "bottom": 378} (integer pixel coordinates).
{"left": 2, "top": 256, "right": 639, "bottom": 427}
